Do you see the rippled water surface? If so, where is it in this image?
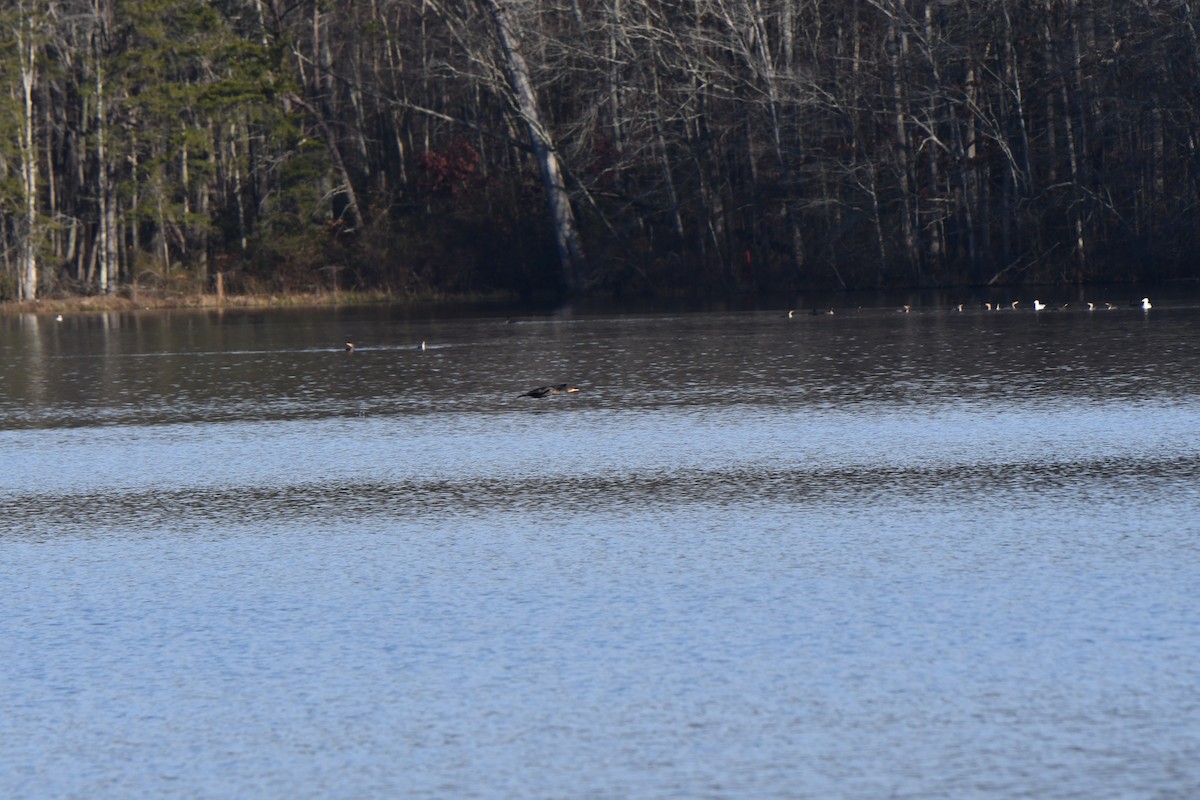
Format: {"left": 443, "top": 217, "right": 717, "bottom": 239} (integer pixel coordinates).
{"left": 2, "top": 300, "right": 1199, "bottom": 798}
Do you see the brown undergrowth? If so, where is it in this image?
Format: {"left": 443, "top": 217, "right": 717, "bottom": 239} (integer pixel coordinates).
{"left": 0, "top": 289, "right": 407, "bottom": 316}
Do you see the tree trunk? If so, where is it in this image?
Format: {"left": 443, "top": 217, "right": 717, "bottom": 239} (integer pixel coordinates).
{"left": 16, "top": 8, "right": 39, "bottom": 301}
{"left": 285, "top": 93, "right": 365, "bottom": 230}
{"left": 95, "top": 19, "right": 117, "bottom": 295}
{"left": 887, "top": 16, "right": 920, "bottom": 282}
{"left": 477, "top": 0, "right": 586, "bottom": 292}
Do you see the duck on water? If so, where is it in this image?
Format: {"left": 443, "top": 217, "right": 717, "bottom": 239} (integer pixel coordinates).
{"left": 520, "top": 384, "right": 580, "bottom": 398}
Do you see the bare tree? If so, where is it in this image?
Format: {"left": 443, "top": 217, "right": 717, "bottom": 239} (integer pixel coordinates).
{"left": 6, "top": 0, "right": 48, "bottom": 300}
{"left": 476, "top": 0, "right": 586, "bottom": 292}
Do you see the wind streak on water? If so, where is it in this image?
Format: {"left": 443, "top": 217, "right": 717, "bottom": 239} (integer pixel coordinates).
{"left": 3, "top": 400, "right": 1198, "bottom": 525}
{"left": 5, "top": 450, "right": 1200, "bottom": 536}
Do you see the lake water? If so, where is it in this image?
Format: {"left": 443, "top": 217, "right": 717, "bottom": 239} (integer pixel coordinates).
{"left": 2, "top": 298, "right": 1199, "bottom": 799}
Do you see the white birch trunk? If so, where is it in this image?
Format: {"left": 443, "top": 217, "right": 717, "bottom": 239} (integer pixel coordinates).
{"left": 17, "top": 10, "right": 39, "bottom": 301}
{"left": 477, "top": 0, "right": 586, "bottom": 292}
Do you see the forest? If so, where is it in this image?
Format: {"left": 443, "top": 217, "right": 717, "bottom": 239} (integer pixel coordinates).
{"left": 2, "top": 0, "right": 1200, "bottom": 303}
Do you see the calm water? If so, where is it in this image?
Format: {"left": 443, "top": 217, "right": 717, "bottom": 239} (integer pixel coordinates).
{"left": 2, "top": 299, "right": 1199, "bottom": 799}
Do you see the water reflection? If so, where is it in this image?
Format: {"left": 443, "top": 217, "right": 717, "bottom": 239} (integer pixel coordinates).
{"left": 2, "top": 301, "right": 1198, "bottom": 429}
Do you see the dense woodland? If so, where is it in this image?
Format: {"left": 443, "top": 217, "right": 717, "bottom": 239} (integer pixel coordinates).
{"left": 3, "top": 0, "right": 1200, "bottom": 302}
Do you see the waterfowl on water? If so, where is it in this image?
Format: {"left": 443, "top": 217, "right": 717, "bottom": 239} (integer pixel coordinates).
{"left": 1141, "top": 297, "right": 1153, "bottom": 310}
{"left": 1033, "top": 300, "right": 1046, "bottom": 311}
{"left": 344, "top": 342, "right": 356, "bottom": 352}
{"left": 520, "top": 384, "right": 580, "bottom": 398}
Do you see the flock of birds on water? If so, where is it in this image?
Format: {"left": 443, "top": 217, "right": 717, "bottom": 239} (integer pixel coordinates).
{"left": 790, "top": 296, "right": 1152, "bottom": 317}
{"left": 338, "top": 295, "right": 1153, "bottom": 399}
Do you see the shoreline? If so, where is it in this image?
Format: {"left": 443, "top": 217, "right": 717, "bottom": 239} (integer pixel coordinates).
{"left": 3, "top": 278, "right": 1185, "bottom": 318}
{"left": 0, "top": 289, "right": 518, "bottom": 316}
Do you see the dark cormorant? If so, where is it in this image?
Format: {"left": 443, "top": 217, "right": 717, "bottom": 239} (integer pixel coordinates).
{"left": 520, "top": 384, "right": 580, "bottom": 398}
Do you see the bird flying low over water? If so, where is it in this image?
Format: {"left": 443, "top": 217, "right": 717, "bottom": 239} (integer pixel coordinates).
{"left": 520, "top": 384, "right": 580, "bottom": 398}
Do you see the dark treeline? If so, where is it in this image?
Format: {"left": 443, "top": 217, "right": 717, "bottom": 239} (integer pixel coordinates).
{"left": 3, "top": 0, "right": 1200, "bottom": 303}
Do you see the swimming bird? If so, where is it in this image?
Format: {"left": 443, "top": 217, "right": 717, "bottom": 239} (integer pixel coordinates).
{"left": 1033, "top": 300, "right": 1046, "bottom": 311}
{"left": 901, "top": 304, "right": 911, "bottom": 313}
{"left": 787, "top": 309, "right": 796, "bottom": 319}
{"left": 1141, "top": 297, "right": 1152, "bottom": 310}
{"left": 1011, "top": 300, "right": 1020, "bottom": 309}
{"left": 1087, "top": 302, "right": 1095, "bottom": 311}
{"left": 520, "top": 384, "right": 580, "bottom": 398}
{"left": 420, "top": 340, "right": 427, "bottom": 351}
{"left": 1105, "top": 302, "right": 1117, "bottom": 310}
{"left": 344, "top": 342, "right": 355, "bottom": 352}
